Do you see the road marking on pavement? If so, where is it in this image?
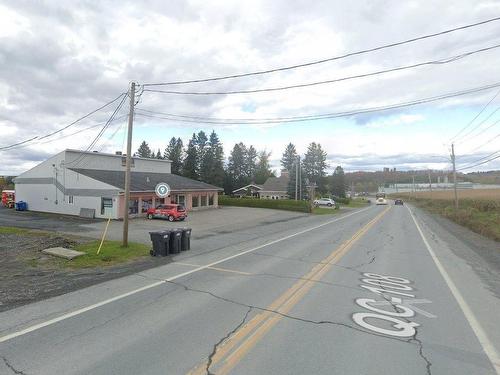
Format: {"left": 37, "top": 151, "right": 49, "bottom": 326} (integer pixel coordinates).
{"left": 407, "top": 206, "right": 500, "bottom": 374}
{"left": 187, "top": 206, "right": 391, "bottom": 375}
{"left": 0, "top": 206, "right": 374, "bottom": 344}
{"left": 175, "top": 262, "right": 252, "bottom": 276}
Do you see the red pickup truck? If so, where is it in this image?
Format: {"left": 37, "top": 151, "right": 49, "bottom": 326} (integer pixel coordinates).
{"left": 146, "top": 204, "right": 187, "bottom": 222}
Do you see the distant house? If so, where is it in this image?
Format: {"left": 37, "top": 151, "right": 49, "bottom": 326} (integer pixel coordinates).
{"left": 232, "top": 184, "right": 262, "bottom": 197}
{"left": 259, "top": 170, "right": 290, "bottom": 199}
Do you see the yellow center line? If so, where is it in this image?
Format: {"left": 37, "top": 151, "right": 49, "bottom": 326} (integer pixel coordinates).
{"left": 187, "top": 206, "right": 391, "bottom": 375}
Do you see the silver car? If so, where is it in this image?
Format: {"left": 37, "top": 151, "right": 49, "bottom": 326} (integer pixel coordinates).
{"left": 313, "top": 198, "right": 335, "bottom": 207}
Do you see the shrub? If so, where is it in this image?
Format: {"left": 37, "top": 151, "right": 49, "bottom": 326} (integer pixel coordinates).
{"left": 219, "top": 196, "right": 311, "bottom": 213}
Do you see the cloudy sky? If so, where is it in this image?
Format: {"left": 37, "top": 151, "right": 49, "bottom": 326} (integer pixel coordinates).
{"left": 1, "top": 0, "right": 500, "bottom": 176}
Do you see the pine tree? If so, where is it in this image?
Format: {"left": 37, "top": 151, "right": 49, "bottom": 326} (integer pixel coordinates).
{"left": 246, "top": 145, "right": 257, "bottom": 181}
{"left": 303, "top": 142, "right": 328, "bottom": 188}
{"left": 331, "top": 165, "right": 346, "bottom": 197}
{"left": 164, "top": 137, "right": 184, "bottom": 175}
{"left": 228, "top": 142, "right": 249, "bottom": 189}
{"left": 201, "top": 130, "right": 224, "bottom": 187}
{"left": 182, "top": 133, "right": 199, "bottom": 179}
{"left": 254, "top": 150, "right": 274, "bottom": 184}
{"left": 196, "top": 131, "right": 208, "bottom": 173}
{"left": 281, "top": 143, "right": 297, "bottom": 172}
{"left": 136, "top": 141, "right": 152, "bottom": 158}
{"left": 155, "top": 149, "right": 162, "bottom": 159}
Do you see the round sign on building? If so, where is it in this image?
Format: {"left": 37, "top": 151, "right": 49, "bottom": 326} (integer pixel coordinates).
{"left": 155, "top": 183, "right": 171, "bottom": 198}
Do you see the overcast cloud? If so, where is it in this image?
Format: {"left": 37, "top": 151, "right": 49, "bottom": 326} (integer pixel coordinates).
{"left": 1, "top": 0, "right": 500, "bottom": 175}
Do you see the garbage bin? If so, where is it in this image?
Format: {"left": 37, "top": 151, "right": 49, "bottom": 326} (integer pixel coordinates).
{"left": 15, "top": 201, "right": 27, "bottom": 211}
{"left": 149, "top": 231, "right": 169, "bottom": 256}
{"left": 180, "top": 227, "right": 192, "bottom": 251}
{"left": 169, "top": 229, "right": 182, "bottom": 254}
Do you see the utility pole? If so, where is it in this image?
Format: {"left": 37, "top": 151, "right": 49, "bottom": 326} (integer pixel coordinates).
{"left": 412, "top": 175, "right": 415, "bottom": 200}
{"left": 428, "top": 170, "right": 432, "bottom": 196}
{"left": 295, "top": 156, "right": 298, "bottom": 200}
{"left": 298, "top": 156, "right": 302, "bottom": 200}
{"left": 451, "top": 143, "right": 458, "bottom": 209}
{"left": 122, "top": 82, "right": 136, "bottom": 247}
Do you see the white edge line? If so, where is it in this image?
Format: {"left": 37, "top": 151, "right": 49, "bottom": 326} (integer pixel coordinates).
{"left": 407, "top": 205, "right": 500, "bottom": 374}
{"left": 0, "top": 206, "right": 372, "bottom": 344}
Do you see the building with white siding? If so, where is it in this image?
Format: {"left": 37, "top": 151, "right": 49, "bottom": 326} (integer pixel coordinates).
{"left": 14, "top": 149, "right": 222, "bottom": 219}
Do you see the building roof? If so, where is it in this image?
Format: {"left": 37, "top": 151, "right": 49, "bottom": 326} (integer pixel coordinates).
{"left": 232, "top": 184, "right": 262, "bottom": 193}
{"left": 65, "top": 149, "right": 172, "bottom": 163}
{"left": 70, "top": 168, "right": 222, "bottom": 192}
{"left": 260, "top": 175, "right": 289, "bottom": 192}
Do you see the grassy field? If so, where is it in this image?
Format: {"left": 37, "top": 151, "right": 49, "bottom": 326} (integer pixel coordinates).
{"left": 390, "top": 189, "right": 500, "bottom": 241}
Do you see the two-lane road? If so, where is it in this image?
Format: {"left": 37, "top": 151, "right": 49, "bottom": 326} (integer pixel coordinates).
{"left": 1, "top": 204, "right": 499, "bottom": 374}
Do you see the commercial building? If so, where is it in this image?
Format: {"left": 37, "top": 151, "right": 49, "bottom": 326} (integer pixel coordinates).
{"left": 14, "top": 149, "right": 222, "bottom": 219}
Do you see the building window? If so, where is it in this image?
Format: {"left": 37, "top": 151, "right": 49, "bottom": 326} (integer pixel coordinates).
{"left": 201, "top": 195, "right": 207, "bottom": 207}
{"left": 128, "top": 199, "right": 138, "bottom": 214}
{"left": 142, "top": 198, "right": 152, "bottom": 213}
{"left": 175, "top": 195, "right": 185, "bottom": 206}
{"left": 209, "top": 194, "right": 214, "bottom": 206}
{"left": 121, "top": 157, "right": 135, "bottom": 167}
{"left": 101, "top": 198, "right": 113, "bottom": 215}
{"left": 192, "top": 195, "right": 199, "bottom": 208}
{"left": 68, "top": 195, "right": 74, "bottom": 205}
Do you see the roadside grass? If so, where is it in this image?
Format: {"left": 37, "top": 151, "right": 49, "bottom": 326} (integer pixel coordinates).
{"left": 0, "top": 226, "right": 50, "bottom": 236}
{"left": 64, "top": 240, "right": 151, "bottom": 268}
{"left": 389, "top": 194, "right": 500, "bottom": 241}
{"left": 346, "top": 198, "right": 370, "bottom": 208}
{"left": 312, "top": 207, "right": 342, "bottom": 215}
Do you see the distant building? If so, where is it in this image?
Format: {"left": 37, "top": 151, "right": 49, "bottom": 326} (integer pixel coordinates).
{"left": 232, "top": 184, "right": 262, "bottom": 197}
{"left": 259, "top": 170, "right": 290, "bottom": 199}
{"left": 14, "top": 149, "right": 222, "bottom": 219}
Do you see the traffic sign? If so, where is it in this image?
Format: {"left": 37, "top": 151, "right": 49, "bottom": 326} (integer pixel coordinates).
{"left": 155, "top": 183, "right": 170, "bottom": 198}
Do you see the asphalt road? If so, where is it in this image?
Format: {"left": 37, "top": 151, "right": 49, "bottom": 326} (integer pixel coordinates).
{"left": 1, "top": 204, "right": 499, "bottom": 374}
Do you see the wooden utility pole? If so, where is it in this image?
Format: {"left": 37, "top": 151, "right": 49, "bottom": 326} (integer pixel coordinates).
{"left": 122, "top": 82, "right": 136, "bottom": 247}
{"left": 298, "top": 156, "right": 302, "bottom": 200}
{"left": 428, "top": 170, "right": 432, "bottom": 196}
{"left": 451, "top": 143, "right": 458, "bottom": 209}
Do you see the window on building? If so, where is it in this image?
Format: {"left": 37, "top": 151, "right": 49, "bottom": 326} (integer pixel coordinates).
{"left": 192, "top": 195, "right": 199, "bottom": 208}
{"left": 142, "top": 198, "right": 152, "bottom": 213}
{"left": 176, "top": 195, "right": 186, "bottom": 206}
{"left": 121, "top": 157, "right": 135, "bottom": 167}
{"left": 201, "top": 195, "right": 207, "bottom": 206}
{"left": 209, "top": 194, "right": 214, "bottom": 206}
{"left": 101, "top": 198, "right": 113, "bottom": 214}
{"left": 128, "top": 199, "right": 138, "bottom": 214}
{"left": 68, "top": 195, "right": 74, "bottom": 205}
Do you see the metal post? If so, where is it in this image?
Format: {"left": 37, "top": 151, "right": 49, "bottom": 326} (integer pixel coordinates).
{"left": 298, "top": 156, "right": 302, "bottom": 200}
{"left": 122, "top": 82, "right": 136, "bottom": 247}
{"left": 451, "top": 143, "right": 458, "bottom": 209}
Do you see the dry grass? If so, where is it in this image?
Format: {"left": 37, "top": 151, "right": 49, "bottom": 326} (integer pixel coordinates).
{"left": 412, "top": 189, "right": 500, "bottom": 200}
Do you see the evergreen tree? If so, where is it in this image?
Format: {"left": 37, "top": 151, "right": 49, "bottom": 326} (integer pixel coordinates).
{"left": 155, "top": 149, "right": 162, "bottom": 159}
{"left": 254, "top": 150, "right": 274, "bottom": 184}
{"left": 182, "top": 133, "right": 199, "bottom": 179}
{"left": 303, "top": 142, "right": 328, "bottom": 188}
{"left": 164, "top": 137, "right": 184, "bottom": 175}
{"left": 280, "top": 143, "right": 298, "bottom": 172}
{"left": 330, "top": 165, "right": 346, "bottom": 197}
{"left": 246, "top": 145, "right": 258, "bottom": 181}
{"left": 208, "top": 131, "right": 225, "bottom": 187}
{"left": 136, "top": 140, "right": 152, "bottom": 158}
{"left": 227, "top": 142, "right": 249, "bottom": 188}
{"left": 196, "top": 130, "right": 208, "bottom": 172}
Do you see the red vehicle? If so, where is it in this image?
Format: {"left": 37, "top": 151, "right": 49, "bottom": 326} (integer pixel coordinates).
{"left": 1, "top": 190, "right": 15, "bottom": 208}
{"left": 147, "top": 204, "right": 187, "bottom": 222}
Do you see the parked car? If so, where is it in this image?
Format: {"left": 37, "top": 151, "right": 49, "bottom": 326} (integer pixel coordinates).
{"left": 147, "top": 204, "right": 187, "bottom": 221}
{"left": 313, "top": 198, "right": 335, "bottom": 207}
{"left": 376, "top": 197, "right": 388, "bottom": 205}
{"left": 394, "top": 199, "right": 404, "bottom": 205}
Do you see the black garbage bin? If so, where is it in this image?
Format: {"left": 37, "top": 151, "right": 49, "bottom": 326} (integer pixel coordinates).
{"left": 180, "top": 228, "right": 192, "bottom": 251}
{"left": 169, "top": 229, "right": 182, "bottom": 254}
{"left": 149, "top": 231, "right": 169, "bottom": 256}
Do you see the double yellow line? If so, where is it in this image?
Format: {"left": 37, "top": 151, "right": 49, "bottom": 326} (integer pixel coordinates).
{"left": 187, "top": 206, "right": 391, "bottom": 375}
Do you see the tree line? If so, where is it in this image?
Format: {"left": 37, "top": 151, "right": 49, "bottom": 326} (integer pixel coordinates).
{"left": 135, "top": 131, "right": 346, "bottom": 197}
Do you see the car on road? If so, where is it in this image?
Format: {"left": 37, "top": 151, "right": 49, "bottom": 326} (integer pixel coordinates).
{"left": 394, "top": 199, "right": 404, "bottom": 205}
{"left": 146, "top": 204, "right": 187, "bottom": 221}
{"left": 313, "top": 198, "right": 335, "bottom": 207}
{"left": 376, "top": 197, "right": 388, "bottom": 205}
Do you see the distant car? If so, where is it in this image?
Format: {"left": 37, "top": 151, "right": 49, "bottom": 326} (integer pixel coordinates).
{"left": 394, "top": 199, "right": 404, "bottom": 205}
{"left": 147, "top": 204, "right": 187, "bottom": 221}
{"left": 313, "top": 198, "right": 335, "bottom": 207}
{"left": 376, "top": 198, "right": 388, "bottom": 205}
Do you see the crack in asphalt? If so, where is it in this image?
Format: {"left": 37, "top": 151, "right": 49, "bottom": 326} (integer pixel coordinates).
{"left": 205, "top": 306, "right": 253, "bottom": 375}
{"left": 1, "top": 356, "right": 28, "bottom": 375}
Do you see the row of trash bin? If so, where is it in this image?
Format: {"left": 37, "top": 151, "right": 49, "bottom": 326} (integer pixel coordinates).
{"left": 149, "top": 228, "right": 192, "bottom": 256}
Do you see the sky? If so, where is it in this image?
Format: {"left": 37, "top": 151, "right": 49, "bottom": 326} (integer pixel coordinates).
{"left": 1, "top": 0, "right": 500, "bottom": 176}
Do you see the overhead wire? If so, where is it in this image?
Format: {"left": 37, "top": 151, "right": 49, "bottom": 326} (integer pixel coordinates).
{"left": 455, "top": 105, "right": 500, "bottom": 144}
{"left": 134, "top": 81, "right": 500, "bottom": 125}
{"left": 143, "top": 44, "right": 500, "bottom": 96}
{"left": 142, "top": 15, "right": 500, "bottom": 87}
{"left": 457, "top": 152, "right": 500, "bottom": 171}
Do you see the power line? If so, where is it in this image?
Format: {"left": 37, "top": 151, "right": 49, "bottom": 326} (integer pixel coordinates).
{"left": 455, "top": 104, "right": 500, "bottom": 144}
{"left": 469, "top": 129, "right": 500, "bottom": 153}
{"left": 463, "top": 116, "right": 500, "bottom": 146}
{"left": 457, "top": 152, "right": 500, "bottom": 171}
{"left": 134, "top": 81, "right": 500, "bottom": 125}
{"left": 142, "top": 16, "right": 500, "bottom": 87}
{"left": 143, "top": 44, "right": 500, "bottom": 96}
{"left": 0, "top": 92, "right": 126, "bottom": 151}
